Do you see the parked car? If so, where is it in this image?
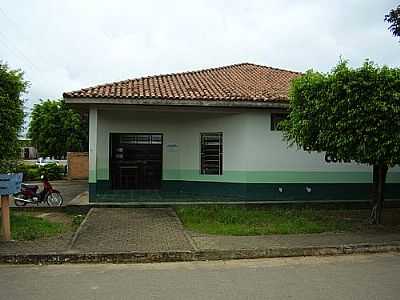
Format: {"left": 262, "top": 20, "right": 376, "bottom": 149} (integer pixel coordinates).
{"left": 35, "top": 157, "right": 60, "bottom": 167}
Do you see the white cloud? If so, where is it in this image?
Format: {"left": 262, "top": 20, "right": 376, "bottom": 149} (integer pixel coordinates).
{"left": 0, "top": 0, "right": 398, "bottom": 110}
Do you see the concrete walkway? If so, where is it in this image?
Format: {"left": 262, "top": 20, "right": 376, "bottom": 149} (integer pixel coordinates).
{"left": 2, "top": 207, "right": 400, "bottom": 264}
{"left": 189, "top": 231, "right": 400, "bottom": 250}
{"left": 71, "top": 208, "right": 195, "bottom": 252}
{"left": 68, "top": 207, "right": 400, "bottom": 257}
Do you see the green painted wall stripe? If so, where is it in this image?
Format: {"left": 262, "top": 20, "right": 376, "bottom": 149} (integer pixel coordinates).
{"left": 95, "top": 167, "right": 400, "bottom": 184}
{"left": 89, "top": 169, "right": 97, "bottom": 183}
{"left": 96, "top": 167, "right": 109, "bottom": 181}
{"left": 90, "top": 180, "right": 400, "bottom": 203}
{"left": 163, "top": 169, "right": 400, "bottom": 184}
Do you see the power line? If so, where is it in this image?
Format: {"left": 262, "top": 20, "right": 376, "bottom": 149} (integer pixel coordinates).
{"left": 0, "top": 7, "right": 45, "bottom": 72}
{"left": 0, "top": 7, "right": 31, "bottom": 41}
{"left": 0, "top": 31, "right": 42, "bottom": 73}
{"left": 0, "top": 39, "right": 37, "bottom": 75}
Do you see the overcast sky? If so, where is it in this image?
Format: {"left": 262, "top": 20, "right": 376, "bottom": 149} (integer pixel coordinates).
{"left": 1, "top": 0, "right": 399, "bottom": 112}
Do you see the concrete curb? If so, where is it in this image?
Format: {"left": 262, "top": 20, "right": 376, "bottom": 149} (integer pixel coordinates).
{"left": 170, "top": 208, "right": 199, "bottom": 251}
{"left": 66, "top": 191, "right": 89, "bottom": 206}
{"left": 67, "top": 207, "right": 94, "bottom": 250}
{"left": 1, "top": 242, "right": 400, "bottom": 265}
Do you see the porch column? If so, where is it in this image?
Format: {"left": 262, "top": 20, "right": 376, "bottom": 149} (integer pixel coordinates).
{"left": 89, "top": 107, "right": 98, "bottom": 198}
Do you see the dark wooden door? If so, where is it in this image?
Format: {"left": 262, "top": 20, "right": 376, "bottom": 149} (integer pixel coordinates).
{"left": 24, "top": 148, "right": 30, "bottom": 159}
{"left": 110, "top": 133, "right": 162, "bottom": 189}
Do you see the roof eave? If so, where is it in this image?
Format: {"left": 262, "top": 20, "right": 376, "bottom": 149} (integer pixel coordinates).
{"left": 63, "top": 97, "right": 289, "bottom": 109}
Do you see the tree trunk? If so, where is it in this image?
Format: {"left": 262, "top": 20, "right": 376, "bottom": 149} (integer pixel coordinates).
{"left": 370, "top": 164, "right": 388, "bottom": 225}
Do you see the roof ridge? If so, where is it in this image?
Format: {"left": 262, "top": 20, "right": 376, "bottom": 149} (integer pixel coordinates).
{"left": 63, "top": 62, "right": 302, "bottom": 102}
{"left": 79, "top": 63, "right": 301, "bottom": 91}
{"left": 241, "top": 62, "right": 303, "bottom": 75}
{"left": 125, "top": 62, "right": 248, "bottom": 81}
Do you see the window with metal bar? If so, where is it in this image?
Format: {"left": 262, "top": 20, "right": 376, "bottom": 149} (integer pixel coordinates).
{"left": 200, "top": 133, "right": 223, "bottom": 175}
{"left": 120, "top": 134, "right": 162, "bottom": 144}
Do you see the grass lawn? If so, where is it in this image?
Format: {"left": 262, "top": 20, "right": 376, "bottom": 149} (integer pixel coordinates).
{"left": 0, "top": 210, "right": 85, "bottom": 241}
{"left": 176, "top": 205, "right": 360, "bottom": 235}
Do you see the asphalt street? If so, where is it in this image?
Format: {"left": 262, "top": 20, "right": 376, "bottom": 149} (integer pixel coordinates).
{"left": 1, "top": 253, "right": 399, "bottom": 300}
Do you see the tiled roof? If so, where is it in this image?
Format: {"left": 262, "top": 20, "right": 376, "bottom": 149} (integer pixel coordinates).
{"left": 63, "top": 63, "right": 301, "bottom": 103}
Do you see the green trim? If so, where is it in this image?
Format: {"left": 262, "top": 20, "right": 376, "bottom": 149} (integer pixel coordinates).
{"left": 386, "top": 172, "right": 400, "bottom": 183}
{"left": 163, "top": 169, "right": 400, "bottom": 184}
{"left": 89, "top": 180, "right": 400, "bottom": 203}
{"left": 89, "top": 183, "right": 96, "bottom": 201}
{"left": 96, "top": 167, "right": 109, "bottom": 180}
{"left": 88, "top": 169, "right": 96, "bottom": 183}
{"left": 88, "top": 107, "right": 98, "bottom": 184}
{"left": 94, "top": 168, "right": 400, "bottom": 184}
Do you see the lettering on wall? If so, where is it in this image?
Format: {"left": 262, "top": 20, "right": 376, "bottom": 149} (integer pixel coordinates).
{"left": 167, "top": 144, "right": 179, "bottom": 152}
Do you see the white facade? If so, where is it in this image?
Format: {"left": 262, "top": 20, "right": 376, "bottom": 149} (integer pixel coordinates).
{"left": 91, "top": 105, "right": 400, "bottom": 186}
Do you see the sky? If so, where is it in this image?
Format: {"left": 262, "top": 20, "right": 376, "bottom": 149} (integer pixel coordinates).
{"left": 0, "top": 0, "right": 399, "bottom": 114}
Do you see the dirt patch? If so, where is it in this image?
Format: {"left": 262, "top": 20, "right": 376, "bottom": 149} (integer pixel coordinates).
{"left": 34, "top": 212, "right": 73, "bottom": 226}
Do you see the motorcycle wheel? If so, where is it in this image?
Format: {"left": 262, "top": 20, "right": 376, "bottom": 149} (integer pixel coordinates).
{"left": 14, "top": 192, "right": 28, "bottom": 207}
{"left": 46, "top": 192, "right": 63, "bottom": 207}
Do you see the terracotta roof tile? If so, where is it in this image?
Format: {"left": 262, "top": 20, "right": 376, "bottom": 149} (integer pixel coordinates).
{"left": 63, "top": 63, "right": 301, "bottom": 103}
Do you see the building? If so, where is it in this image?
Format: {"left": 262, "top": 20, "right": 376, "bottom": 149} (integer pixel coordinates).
{"left": 63, "top": 63, "right": 400, "bottom": 204}
{"left": 19, "top": 138, "right": 38, "bottom": 160}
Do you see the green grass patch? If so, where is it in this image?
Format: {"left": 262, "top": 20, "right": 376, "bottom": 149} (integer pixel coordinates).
{"left": 176, "top": 206, "right": 356, "bottom": 235}
{"left": 1, "top": 212, "right": 67, "bottom": 241}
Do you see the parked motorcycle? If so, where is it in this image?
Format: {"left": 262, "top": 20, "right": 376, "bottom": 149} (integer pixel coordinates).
{"left": 13, "top": 175, "right": 63, "bottom": 207}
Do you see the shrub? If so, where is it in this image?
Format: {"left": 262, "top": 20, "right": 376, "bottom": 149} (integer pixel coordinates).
{"left": 42, "top": 163, "right": 65, "bottom": 180}
{"left": 25, "top": 167, "right": 40, "bottom": 181}
{"left": 16, "top": 163, "right": 38, "bottom": 181}
{"left": 16, "top": 162, "right": 65, "bottom": 181}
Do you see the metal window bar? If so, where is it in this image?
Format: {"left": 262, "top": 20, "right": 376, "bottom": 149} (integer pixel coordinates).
{"left": 120, "top": 134, "right": 162, "bottom": 144}
{"left": 201, "top": 133, "right": 223, "bottom": 175}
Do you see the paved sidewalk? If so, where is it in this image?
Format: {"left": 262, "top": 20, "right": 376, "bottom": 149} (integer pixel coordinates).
{"left": 0, "top": 233, "right": 73, "bottom": 255}
{"left": 67, "top": 191, "right": 89, "bottom": 206}
{"left": 2, "top": 207, "right": 400, "bottom": 264}
{"left": 71, "top": 208, "right": 195, "bottom": 252}
{"left": 189, "top": 231, "right": 400, "bottom": 250}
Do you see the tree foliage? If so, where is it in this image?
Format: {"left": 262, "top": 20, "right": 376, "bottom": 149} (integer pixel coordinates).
{"left": 385, "top": 5, "right": 400, "bottom": 40}
{"left": 282, "top": 60, "right": 400, "bottom": 224}
{"left": 0, "top": 62, "right": 28, "bottom": 163}
{"left": 28, "top": 99, "right": 88, "bottom": 158}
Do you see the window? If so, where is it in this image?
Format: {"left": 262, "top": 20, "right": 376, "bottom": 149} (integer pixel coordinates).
{"left": 201, "top": 133, "right": 223, "bottom": 175}
{"left": 120, "top": 134, "right": 162, "bottom": 144}
{"left": 270, "top": 113, "right": 288, "bottom": 131}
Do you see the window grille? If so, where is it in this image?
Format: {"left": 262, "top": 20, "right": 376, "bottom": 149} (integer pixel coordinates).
{"left": 120, "top": 134, "right": 162, "bottom": 144}
{"left": 201, "top": 133, "right": 223, "bottom": 175}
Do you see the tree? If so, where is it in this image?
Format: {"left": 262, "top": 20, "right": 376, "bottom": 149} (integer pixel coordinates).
{"left": 385, "top": 5, "right": 400, "bottom": 40}
{"left": 0, "top": 62, "right": 28, "bottom": 170}
{"left": 282, "top": 60, "right": 400, "bottom": 224}
{"left": 28, "top": 99, "right": 88, "bottom": 158}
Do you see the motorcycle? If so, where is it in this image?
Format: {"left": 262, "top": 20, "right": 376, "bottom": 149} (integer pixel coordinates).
{"left": 13, "top": 175, "right": 63, "bottom": 207}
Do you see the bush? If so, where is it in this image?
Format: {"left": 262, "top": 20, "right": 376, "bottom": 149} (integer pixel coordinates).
{"left": 42, "top": 163, "right": 65, "bottom": 180}
{"left": 16, "top": 163, "right": 38, "bottom": 181}
{"left": 26, "top": 166, "right": 40, "bottom": 181}
{"left": 16, "top": 162, "right": 65, "bottom": 181}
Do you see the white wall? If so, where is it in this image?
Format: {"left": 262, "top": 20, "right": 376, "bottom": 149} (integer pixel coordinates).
{"left": 95, "top": 107, "right": 400, "bottom": 184}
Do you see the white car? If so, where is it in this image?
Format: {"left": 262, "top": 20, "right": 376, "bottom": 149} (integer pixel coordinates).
{"left": 35, "top": 157, "right": 60, "bottom": 167}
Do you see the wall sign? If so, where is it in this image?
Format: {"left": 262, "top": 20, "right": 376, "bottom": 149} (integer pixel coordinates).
{"left": 167, "top": 144, "right": 179, "bottom": 152}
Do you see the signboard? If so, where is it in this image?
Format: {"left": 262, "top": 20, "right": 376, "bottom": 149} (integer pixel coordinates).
{"left": 167, "top": 144, "right": 179, "bottom": 152}
{"left": 0, "top": 173, "right": 23, "bottom": 195}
